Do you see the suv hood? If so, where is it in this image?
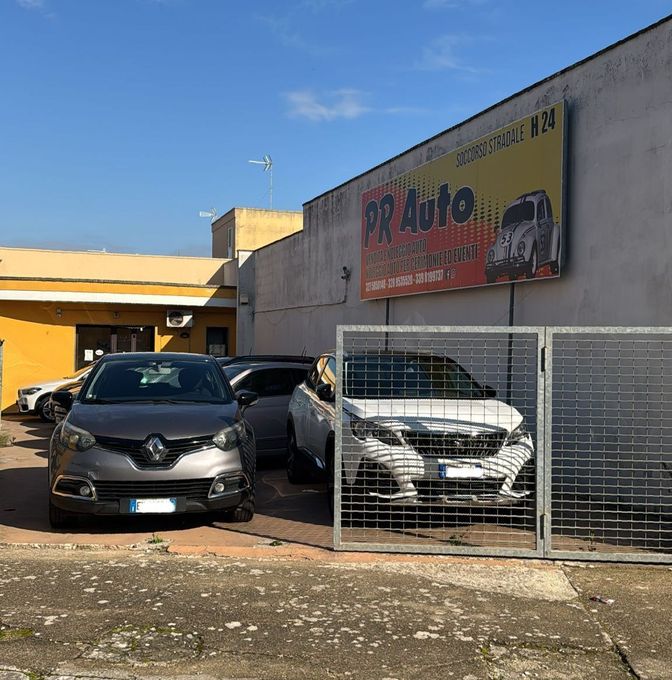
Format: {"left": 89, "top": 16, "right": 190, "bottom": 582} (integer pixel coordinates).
{"left": 67, "top": 402, "right": 239, "bottom": 441}
{"left": 345, "top": 398, "right": 523, "bottom": 435}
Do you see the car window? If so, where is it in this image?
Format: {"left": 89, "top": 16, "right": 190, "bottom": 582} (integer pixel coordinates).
{"left": 236, "top": 368, "right": 296, "bottom": 397}
{"left": 307, "top": 356, "right": 328, "bottom": 389}
{"left": 223, "top": 364, "right": 251, "bottom": 381}
{"left": 545, "top": 196, "right": 553, "bottom": 221}
{"left": 291, "top": 368, "right": 309, "bottom": 385}
{"left": 82, "top": 359, "right": 233, "bottom": 404}
{"left": 501, "top": 200, "right": 534, "bottom": 228}
{"left": 317, "top": 356, "right": 336, "bottom": 389}
{"left": 537, "top": 199, "right": 545, "bottom": 220}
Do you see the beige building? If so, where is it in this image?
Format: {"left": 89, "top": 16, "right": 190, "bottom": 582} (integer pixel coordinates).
{"left": 211, "top": 208, "right": 302, "bottom": 259}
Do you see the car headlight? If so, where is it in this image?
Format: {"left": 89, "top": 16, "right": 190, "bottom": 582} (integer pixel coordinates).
{"left": 22, "top": 387, "right": 41, "bottom": 395}
{"left": 213, "top": 421, "right": 246, "bottom": 451}
{"left": 487, "top": 249, "right": 495, "bottom": 263}
{"left": 517, "top": 241, "right": 526, "bottom": 255}
{"left": 506, "top": 423, "right": 528, "bottom": 444}
{"left": 350, "top": 416, "right": 404, "bottom": 446}
{"left": 59, "top": 421, "right": 96, "bottom": 452}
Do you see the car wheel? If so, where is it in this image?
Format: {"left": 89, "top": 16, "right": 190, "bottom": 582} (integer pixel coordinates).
{"left": 221, "top": 493, "right": 255, "bottom": 522}
{"left": 286, "top": 426, "right": 311, "bottom": 484}
{"left": 526, "top": 243, "right": 538, "bottom": 279}
{"left": 48, "top": 499, "right": 76, "bottom": 529}
{"left": 37, "top": 397, "right": 55, "bottom": 423}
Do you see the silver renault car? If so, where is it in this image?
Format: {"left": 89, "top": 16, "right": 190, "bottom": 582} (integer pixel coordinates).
{"left": 48, "top": 353, "right": 257, "bottom": 528}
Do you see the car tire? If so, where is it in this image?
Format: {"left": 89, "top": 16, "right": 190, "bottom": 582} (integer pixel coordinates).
{"left": 286, "top": 426, "right": 312, "bottom": 484}
{"left": 526, "top": 243, "right": 538, "bottom": 279}
{"left": 48, "top": 499, "right": 76, "bottom": 529}
{"left": 486, "top": 272, "right": 496, "bottom": 284}
{"left": 221, "top": 493, "right": 255, "bottom": 523}
{"left": 37, "top": 397, "right": 55, "bottom": 423}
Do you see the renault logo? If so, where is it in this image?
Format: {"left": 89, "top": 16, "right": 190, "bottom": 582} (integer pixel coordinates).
{"left": 144, "top": 436, "right": 166, "bottom": 462}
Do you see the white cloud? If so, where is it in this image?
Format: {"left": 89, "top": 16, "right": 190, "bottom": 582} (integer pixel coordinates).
{"left": 285, "top": 89, "right": 370, "bottom": 122}
{"left": 414, "top": 34, "right": 481, "bottom": 73}
{"left": 16, "top": 0, "right": 45, "bottom": 9}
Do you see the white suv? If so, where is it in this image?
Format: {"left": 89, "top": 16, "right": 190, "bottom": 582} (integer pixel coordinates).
{"left": 286, "top": 352, "right": 534, "bottom": 511}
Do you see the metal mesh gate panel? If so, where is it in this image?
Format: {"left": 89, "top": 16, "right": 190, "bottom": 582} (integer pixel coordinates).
{"left": 334, "top": 326, "right": 543, "bottom": 557}
{"left": 546, "top": 329, "right": 672, "bottom": 562}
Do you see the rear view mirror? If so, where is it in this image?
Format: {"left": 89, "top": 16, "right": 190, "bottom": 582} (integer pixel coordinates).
{"left": 236, "top": 390, "right": 258, "bottom": 410}
{"left": 52, "top": 390, "right": 74, "bottom": 412}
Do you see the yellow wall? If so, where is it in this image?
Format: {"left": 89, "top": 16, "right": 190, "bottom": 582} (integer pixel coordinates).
{"left": 0, "top": 300, "right": 236, "bottom": 411}
{"left": 211, "top": 208, "right": 303, "bottom": 258}
{"left": 0, "top": 247, "right": 237, "bottom": 287}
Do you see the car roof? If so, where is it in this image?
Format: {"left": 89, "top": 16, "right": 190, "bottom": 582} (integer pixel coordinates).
{"left": 100, "top": 352, "right": 214, "bottom": 362}
{"left": 225, "top": 361, "right": 312, "bottom": 372}
{"left": 218, "top": 355, "right": 314, "bottom": 366}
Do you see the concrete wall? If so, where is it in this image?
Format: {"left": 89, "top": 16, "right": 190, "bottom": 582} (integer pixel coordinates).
{"left": 241, "top": 18, "right": 672, "bottom": 356}
{"left": 212, "top": 208, "right": 303, "bottom": 259}
{"left": 0, "top": 247, "right": 236, "bottom": 287}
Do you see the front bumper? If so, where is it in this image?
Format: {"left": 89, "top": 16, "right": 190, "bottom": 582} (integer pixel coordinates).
{"left": 16, "top": 397, "right": 33, "bottom": 414}
{"left": 49, "top": 438, "right": 253, "bottom": 516}
{"left": 486, "top": 255, "right": 528, "bottom": 277}
{"left": 344, "top": 433, "right": 535, "bottom": 506}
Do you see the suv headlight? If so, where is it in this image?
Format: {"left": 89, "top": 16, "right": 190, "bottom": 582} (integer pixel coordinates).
{"left": 22, "top": 387, "right": 41, "bottom": 395}
{"left": 60, "top": 421, "right": 96, "bottom": 452}
{"left": 213, "top": 421, "right": 246, "bottom": 451}
{"left": 350, "top": 416, "right": 404, "bottom": 446}
{"left": 506, "top": 423, "right": 528, "bottom": 444}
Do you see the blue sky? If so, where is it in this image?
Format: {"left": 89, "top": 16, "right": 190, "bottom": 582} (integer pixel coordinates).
{"left": 1, "top": 0, "right": 669, "bottom": 257}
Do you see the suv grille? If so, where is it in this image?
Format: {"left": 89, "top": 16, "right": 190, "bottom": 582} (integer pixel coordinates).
{"left": 94, "top": 478, "right": 214, "bottom": 501}
{"left": 404, "top": 430, "right": 507, "bottom": 458}
{"left": 96, "top": 435, "right": 213, "bottom": 469}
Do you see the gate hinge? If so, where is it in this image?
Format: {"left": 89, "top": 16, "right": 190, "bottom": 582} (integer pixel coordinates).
{"left": 540, "top": 346, "right": 546, "bottom": 372}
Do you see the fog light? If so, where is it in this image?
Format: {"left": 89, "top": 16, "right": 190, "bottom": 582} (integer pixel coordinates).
{"left": 213, "top": 481, "right": 225, "bottom": 494}
{"left": 79, "top": 485, "right": 91, "bottom": 497}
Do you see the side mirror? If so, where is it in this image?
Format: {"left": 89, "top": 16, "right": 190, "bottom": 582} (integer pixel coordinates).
{"left": 483, "top": 385, "right": 497, "bottom": 399}
{"left": 52, "top": 390, "right": 74, "bottom": 412}
{"left": 236, "top": 390, "right": 258, "bottom": 410}
{"left": 316, "top": 383, "right": 335, "bottom": 402}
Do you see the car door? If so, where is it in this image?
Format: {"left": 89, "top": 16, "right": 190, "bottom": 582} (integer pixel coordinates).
{"left": 234, "top": 367, "right": 299, "bottom": 456}
{"left": 307, "top": 355, "right": 337, "bottom": 464}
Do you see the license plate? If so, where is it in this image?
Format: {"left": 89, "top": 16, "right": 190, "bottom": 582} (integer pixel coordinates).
{"left": 129, "top": 498, "right": 177, "bottom": 514}
{"left": 438, "top": 463, "right": 483, "bottom": 479}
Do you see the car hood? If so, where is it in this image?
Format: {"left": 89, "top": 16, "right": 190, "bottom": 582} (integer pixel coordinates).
{"left": 67, "top": 402, "right": 240, "bottom": 440}
{"left": 344, "top": 398, "right": 523, "bottom": 435}
{"left": 19, "top": 379, "right": 64, "bottom": 393}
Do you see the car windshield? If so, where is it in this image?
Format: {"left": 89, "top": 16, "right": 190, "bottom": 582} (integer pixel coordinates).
{"left": 81, "top": 359, "right": 233, "bottom": 404}
{"left": 501, "top": 200, "right": 534, "bottom": 228}
{"left": 344, "top": 354, "right": 486, "bottom": 399}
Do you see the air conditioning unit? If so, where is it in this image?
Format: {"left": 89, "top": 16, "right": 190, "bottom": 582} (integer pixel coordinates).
{"left": 166, "top": 309, "right": 193, "bottom": 328}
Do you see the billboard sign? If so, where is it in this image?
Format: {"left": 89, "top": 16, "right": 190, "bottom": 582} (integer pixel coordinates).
{"left": 360, "top": 101, "right": 566, "bottom": 300}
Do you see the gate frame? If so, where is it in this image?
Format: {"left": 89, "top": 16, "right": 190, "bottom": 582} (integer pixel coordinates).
{"left": 542, "top": 326, "right": 672, "bottom": 564}
{"left": 334, "top": 324, "right": 547, "bottom": 558}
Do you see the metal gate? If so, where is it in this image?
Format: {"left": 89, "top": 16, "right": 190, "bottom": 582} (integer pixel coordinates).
{"left": 334, "top": 326, "right": 672, "bottom": 563}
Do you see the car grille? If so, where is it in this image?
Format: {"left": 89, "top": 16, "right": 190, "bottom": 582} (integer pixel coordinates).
{"left": 94, "top": 478, "right": 214, "bottom": 501}
{"left": 95, "top": 435, "right": 213, "bottom": 469}
{"left": 414, "top": 479, "right": 504, "bottom": 497}
{"left": 404, "top": 430, "right": 507, "bottom": 458}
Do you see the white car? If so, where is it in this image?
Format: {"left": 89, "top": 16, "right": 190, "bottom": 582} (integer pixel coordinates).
{"left": 17, "top": 364, "right": 95, "bottom": 422}
{"left": 286, "top": 352, "right": 534, "bottom": 511}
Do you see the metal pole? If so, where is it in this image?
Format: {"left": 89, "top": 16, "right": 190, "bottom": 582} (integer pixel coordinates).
{"left": 506, "top": 283, "right": 515, "bottom": 402}
{"left": 269, "top": 166, "right": 273, "bottom": 210}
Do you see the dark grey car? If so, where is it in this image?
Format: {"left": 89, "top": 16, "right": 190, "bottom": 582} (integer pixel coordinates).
{"left": 48, "top": 352, "right": 257, "bottom": 528}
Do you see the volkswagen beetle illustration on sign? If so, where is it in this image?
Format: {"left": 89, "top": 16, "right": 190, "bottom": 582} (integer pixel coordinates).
{"left": 485, "top": 189, "right": 561, "bottom": 283}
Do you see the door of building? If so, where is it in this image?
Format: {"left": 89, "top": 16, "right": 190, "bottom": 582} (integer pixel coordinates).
{"left": 75, "top": 325, "right": 155, "bottom": 369}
